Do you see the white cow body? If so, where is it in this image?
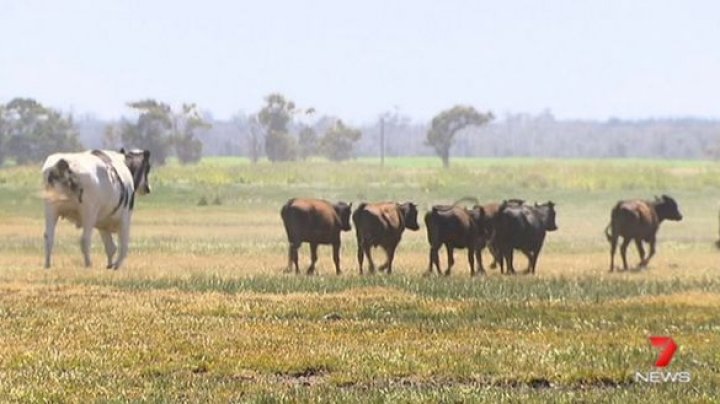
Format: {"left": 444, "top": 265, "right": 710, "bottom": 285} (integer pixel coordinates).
{"left": 42, "top": 149, "right": 150, "bottom": 269}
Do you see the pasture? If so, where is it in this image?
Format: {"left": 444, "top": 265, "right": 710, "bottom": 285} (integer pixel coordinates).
{"left": 1, "top": 157, "right": 719, "bottom": 402}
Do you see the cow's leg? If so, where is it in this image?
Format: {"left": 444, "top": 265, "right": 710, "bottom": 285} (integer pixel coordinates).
{"left": 287, "top": 241, "right": 301, "bottom": 274}
{"left": 467, "top": 248, "right": 476, "bottom": 277}
{"left": 44, "top": 203, "right": 59, "bottom": 269}
{"left": 505, "top": 248, "right": 516, "bottom": 275}
{"left": 444, "top": 245, "right": 454, "bottom": 276}
{"left": 609, "top": 235, "right": 618, "bottom": 272}
{"left": 619, "top": 237, "right": 632, "bottom": 271}
{"left": 332, "top": 241, "right": 342, "bottom": 275}
{"left": 644, "top": 237, "right": 657, "bottom": 268}
{"left": 635, "top": 239, "right": 647, "bottom": 268}
{"left": 363, "top": 242, "right": 376, "bottom": 274}
{"left": 307, "top": 242, "right": 318, "bottom": 275}
{"left": 488, "top": 242, "right": 499, "bottom": 269}
{"left": 529, "top": 246, "right": 542, "bottom": 274}
{"left": 427, "top": 245, "right": 440, "bottom": 276}
{"left": 112, "top": 215, "right": 131, "bottom": 269}
{"left": 356, "top": 241, "right": 364, "bottom": 275}
{"left": 475, "top": 247, "right": 485, "bottom": 275}
{"left": 78, "top": 206, "right": 99, "bottom": 268}
{"left": 99, "top": 230, "right": 117, "bottom": 269}
{"left": 383, "top": 245, "right": 397, "bottom": 274}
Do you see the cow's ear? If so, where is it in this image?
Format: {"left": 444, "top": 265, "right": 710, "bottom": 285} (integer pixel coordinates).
{"left": 143, "top": 150, "right": 150, "bottom": 159}
{"left": 120, "top": 147, "right": 126, "bottom": 154}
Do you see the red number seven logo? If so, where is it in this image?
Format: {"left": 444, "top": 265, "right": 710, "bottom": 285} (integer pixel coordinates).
{"left": 649, "top": 336, "right": 678, "bottom": 367}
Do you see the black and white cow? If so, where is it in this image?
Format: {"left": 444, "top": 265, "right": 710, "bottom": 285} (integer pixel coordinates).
{"left": 42, "top": 148, "right": 151, "bottom": 269}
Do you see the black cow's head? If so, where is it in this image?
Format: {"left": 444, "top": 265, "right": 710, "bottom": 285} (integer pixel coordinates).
{"left": 535, "top": 201, "right": 558, "bottom": 231}
{"left": 399, "top": 202, "right": 420, "bottom": 231}
{"left": 121, "top": 148, "right": 152, "bottom": 195}
{"left": 655, "top": 194, "right": 682, "bottom": 221}
{"left": 335, "top": 201, "right": 353, "bottom": 231}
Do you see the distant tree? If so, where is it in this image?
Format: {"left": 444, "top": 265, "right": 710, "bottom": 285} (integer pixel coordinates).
{"left": 102, "top": 123, "right": 122, "bottom": 150}
{"left": 173, "top": 103, "right": 211, "bottom": 164}
{"left": 120, "top": 100, "right": 209, "bottom": 165}
{"left": 121, "top": 99, "right": 174, "bottom": 165}
{"left": 257, "top": 93, "right": 299, "bottom": 161}
{"left": 426, "top": 105, "right": 493, "bottom": 168}
{"left": 244, "top": 114, "right": 263, "bottom": 163}
{"left": 256, "top": 94, "right": 314, "bottom": 162}
{"left": 320, "top": 120, "right": 362, "bottom": 161}
{"left": 298, "top": 126, "right": 319, "bottom": 160}
{"left": 1, "top": 98, "right": 82, "bottom": 164}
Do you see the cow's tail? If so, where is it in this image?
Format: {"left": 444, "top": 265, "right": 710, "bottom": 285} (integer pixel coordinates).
{"left": 453, "top": 196, "right": 479, "bottom": 208}
{"left": 280, "top": 199, "right": 295, "bottom": 241}
{"left": 43, "top": 159, "right": 83, "bottom": 203}
{"left": 604, "top": 222, "right": 612, "bottom": 242}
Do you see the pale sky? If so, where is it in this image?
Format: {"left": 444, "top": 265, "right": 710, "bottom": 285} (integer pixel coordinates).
{"left": 1, "top": 0, "right": 719, "bottom": 122}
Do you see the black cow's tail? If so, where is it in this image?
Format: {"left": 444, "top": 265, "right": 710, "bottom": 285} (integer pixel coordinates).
{"left": 604, "top": 223, "right": 612, "bottom": 242}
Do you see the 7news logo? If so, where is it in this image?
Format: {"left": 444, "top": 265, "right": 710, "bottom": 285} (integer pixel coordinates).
{"left": 634, "top": 336, "right": 692, "bottom": 383}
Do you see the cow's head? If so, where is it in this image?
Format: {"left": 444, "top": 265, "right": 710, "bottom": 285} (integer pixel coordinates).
{"left": 121, "top": 148, "right": 152, "bottom": 195}
{"left": 535, "top": 201, "right": 558, "bottom": 231}
{"left": 334, "top": 201, "right": 353, "bottom": 231}
{"left": 399, "top": 202, "right": 420, "bottom": 231}
{"left": 655, "top": 194, "right": 682, "bottom": 221}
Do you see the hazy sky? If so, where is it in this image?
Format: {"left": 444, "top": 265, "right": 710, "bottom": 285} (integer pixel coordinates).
{"left": 1, "top": 0, "right": 719, "bottom": 122}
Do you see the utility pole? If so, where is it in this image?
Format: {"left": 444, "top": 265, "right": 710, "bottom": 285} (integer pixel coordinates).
{"left": 380, "top": 117, "right": 385, "bottom": 167}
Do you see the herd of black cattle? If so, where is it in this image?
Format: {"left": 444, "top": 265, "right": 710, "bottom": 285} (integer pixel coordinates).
{"left": 280, "top": 195, "right": 683, "bottom": 276}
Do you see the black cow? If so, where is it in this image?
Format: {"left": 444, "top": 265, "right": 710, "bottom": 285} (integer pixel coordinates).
{"left": 281, "top": 198, "right": 352, "bottom": 275}
{"left": 605, "top": 195, "right": 682, "bottom": 271}
{"left": 352, "top": 201, "right": 420, "bottom": 274}
{"left": 479, "top": 199, "right": 525, "bottom": 270}
{"left": 494, "top": 201, "right": 557, "bottom": 275}
{"left": 424, "top": 204, "right": 487, "bottom": 276}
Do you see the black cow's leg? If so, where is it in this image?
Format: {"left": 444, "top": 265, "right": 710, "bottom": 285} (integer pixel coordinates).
{"left": 426, "top": 247, "right": 433, "bottom": 275}
{"left": 467, "top": 248, "right": 476, "bottom": 277}
{"left": 383, "top": 245, "right": 397, "bottom": 274}
{"left": 635, "top": 239, "right": 647, "bottom": 268}
{"left": 332, "top": 241, "right": 342, "bottom": 275}
{"left": 489, "top": 242, "right": 499, "bottom": 270}
{"left": 644, "top": 237, "right": 657, "bottom": 268}
{"left": 445, "top": 245, "right": 454, "bottom": 276}
{"left": 427, "top": 245, "right": 440, "bottom": 275}
{"left": 308, "top": 242, "right": 318, "bottom": 275}
{"left": 609, "top": 235, "right": 618, "bottom": 272}
{"left": 506, "top": 248, "right": 516, "bottom": 275}
{"left": 364, "top": 243, "right": 375, "bottom": 274}
{"left": 357, "top": 242, "right": 364, "bottom": 275}
{"left": 288, "top": 241, "right": 300, "bottom": 274}
{"left": 619, "top": 237, "right": 632, "bottom": 271}
{"left": 475, "top": 248, "right": 485, "bottom": 275}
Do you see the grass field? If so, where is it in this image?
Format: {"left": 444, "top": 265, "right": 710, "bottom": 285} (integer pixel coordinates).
{"left": 1, "top": 157, "right": 719, "bottom": 402}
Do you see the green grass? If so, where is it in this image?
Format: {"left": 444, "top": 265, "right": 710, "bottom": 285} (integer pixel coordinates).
{"left": 1, "top": 157, "right": 719, "bottom": 401}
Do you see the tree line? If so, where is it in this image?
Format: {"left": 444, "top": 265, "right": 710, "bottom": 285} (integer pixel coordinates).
{"left": 3, "top": 95, "right": 718, "bottom": 168}
{"left": 0, "top": 94, "right": 493, "bottom": 168}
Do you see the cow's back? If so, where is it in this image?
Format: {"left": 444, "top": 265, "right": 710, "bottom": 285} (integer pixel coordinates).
{"left": 611, "top": 200, "right": 658, "bottom": 239}
{"left": 496, "top": 205, "right": 545, "bottom": 251}
{"left": 282, "top": 198, "right": 340, "bottom": 244}
{"left": 354, "top": 202, "right": 402, "bottom": 246}
{"left": 426, "top": 206, "right": 474, "bottom": 248}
